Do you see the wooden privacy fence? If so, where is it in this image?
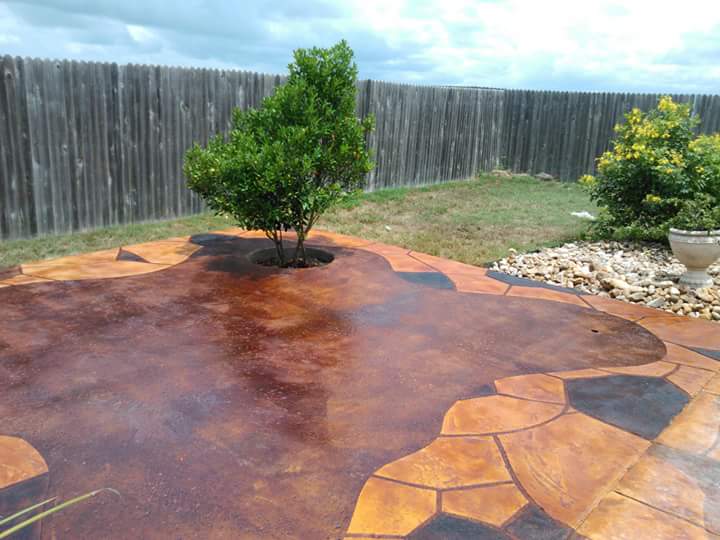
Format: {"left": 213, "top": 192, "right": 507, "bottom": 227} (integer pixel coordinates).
{"left": 2, "top": 56, "right": 720, "bottom": 240}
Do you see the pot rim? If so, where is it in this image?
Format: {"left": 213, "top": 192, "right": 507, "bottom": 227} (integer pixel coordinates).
{"left": 669, "top": 228, "right": 720, "bottom": 236}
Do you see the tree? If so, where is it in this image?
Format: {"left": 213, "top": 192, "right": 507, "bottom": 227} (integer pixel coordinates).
{"left": 184, "top": 40, "right": 374, "bottom": 266}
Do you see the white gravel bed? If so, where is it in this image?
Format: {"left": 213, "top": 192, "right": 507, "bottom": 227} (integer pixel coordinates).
{"left": 491, "top": 241, "right": 720, "bottom": 322}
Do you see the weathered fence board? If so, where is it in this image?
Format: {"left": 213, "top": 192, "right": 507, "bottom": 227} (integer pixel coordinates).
{"left": 2, "top": 56, "right": 720, "bottom": 239}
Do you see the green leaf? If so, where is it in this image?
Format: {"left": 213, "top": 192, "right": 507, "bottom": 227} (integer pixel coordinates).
{"left": 0, "top": 488, "right": 120, "bottom": 539}
{"left": 0, "top": 497, "right": 57, "bottom": 527}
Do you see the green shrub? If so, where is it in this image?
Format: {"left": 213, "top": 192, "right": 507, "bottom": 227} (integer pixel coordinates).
{"left": 184, "top": 40, "right": 374, "bottom": 266}
{"left": 581, "top": 96, "right": 720, "bottom": 241}
{"left": 669, "top": 194, "right": 720, "bottom": 232}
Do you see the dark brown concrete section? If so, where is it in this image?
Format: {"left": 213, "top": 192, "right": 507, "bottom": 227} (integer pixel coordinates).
{"left": 0, "top": 474, "right": 49, "bottom": 540}
{"left": 408, "top": 514, "right": 506, "bottom": 539}
{"left": 505, "top": 505, "right": 573, "bottom": 540}
{"left": 116, "top": 248, "right": 151, "bottom": 264}
{"left": 0, "top": 234, "right": 665, "bottom": 539}
{"left": 0, "top": 265, "right": 21, "bottom": 280}
{"left": 567, "top": 375, "right": 689, "bottom": 439}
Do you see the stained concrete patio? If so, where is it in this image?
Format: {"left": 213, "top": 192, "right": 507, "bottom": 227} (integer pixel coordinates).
{"left": 1, "top": 230, "right": 719, "bottom": 539}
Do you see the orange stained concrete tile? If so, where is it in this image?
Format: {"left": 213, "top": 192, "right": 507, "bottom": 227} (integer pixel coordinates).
{"left": 0, "top": 274, "right": 52, "bottom": 288}
{"left": 664, "top": 342, "right": 720, "bottom": 373}
{"left": 599, "top": 360, "right": 677, "bottom": 378}
{"left": 409, "top": 251, "right": 487, "bottom": 276}
{"left": 578, "top": 492, "right": 714, "bottom": 540}
{"left": 171, "top": 236, "right": 200, "bottom": 244}
{"left": 549, "top": 368, "right": 611, "bottom": 380}
{"left": 499, "top": 413, "right": 650, "bottom": 528}
{"left": 494, "top": 373, "right": 566, "bottom": 404}
{"left": 23, "top": 258, "right": 171, "bottom": 281}
{"left": 641, "top": 315, "right": 720, "bottom": 350}
{"left": 448, "top": 273, "right": 510, "bottom": 295}
{"left": 360, "top": 243, "right": 435, "bottom": 272}
{"left": 657, "top": 392, "right": 720, "bottom": 455}
{"left": 374, "top": 436, "right": 511, "bottom": 488}
{"left": 0, "top": 436, "right": 48, "bottom": 490}
{"left": 582, "top": 294, "right": 675, "bottom": 321}
{"left": 24, "top": 248, "right": 119, "bottom": 267}
{"left": 441, "top": 395, "right": 564, "bottom": 435}
{"left": 668, "top": 365, "right": 716, "bottom": 396}
{"left": 122, "top": 239, "right": 200, "bottom": 265}
{"left": 309, "top": 229, "right": 376, "bottom": 248}
{"left": 230, "top": 229, "right": 267, "bottom": 239}
{"left": 21, "top": 247, "right": 159, "bottom": 280}
{"left": 343, "top": 537, "right": 396, "bottom": 540}
{"left": 210, "top": 227, "right": 245, "bottom": 236}
{"left": 706, "top": 374, "right": 720, "bottom": 395}
{"left": 617, "top": 452, "right": 711, "bottom": 532}
{"left": 506, "top": 286, "right": 589, "bottom": 308}
{"left": 442, "top": 483, "right": 527, "bottom": 527}
{"left": 345, "top": 477, "right": 436, "bottom": 536}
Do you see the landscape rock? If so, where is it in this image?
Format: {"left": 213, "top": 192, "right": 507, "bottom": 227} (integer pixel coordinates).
{"left": 696, "top": 289, "right": 715, "bottom": 303}
{"left": 490, "top": 169, "right": 513, "bottom": 178}
{"left": 570, "top": 211, "right": 596, "bottom": 221}
{"left": 534, "top": 172, "right": 554, "bottom": 181}
{"left": 491, "top": 240, "right": 720, "bottom": 323}
{"left": 602, "top": 277, "right": 631, "bottom": 291}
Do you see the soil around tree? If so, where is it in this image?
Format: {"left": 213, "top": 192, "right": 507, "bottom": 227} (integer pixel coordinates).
{"left": 248, "top": 246, "right": 335, "bottom": 268}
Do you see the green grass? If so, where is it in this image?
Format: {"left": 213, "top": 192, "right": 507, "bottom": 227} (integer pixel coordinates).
{"left": 0, "top": 213, "right": 234, "bottom": 268}
{"left": 0, "top": 175, "right": 596, "bottom": 269}
{"left": 319, "top": 174, "right": 596, "bottom": 265}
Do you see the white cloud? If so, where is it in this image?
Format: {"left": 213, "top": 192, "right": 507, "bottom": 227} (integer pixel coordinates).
{"left": 350, "top": 0, "right": 720, "bottom": 90}
{"left": 126, "top": 24, "right": 157, "bottom": 44}
{"left": 1, "top": 0, "right": 719, "bottom": 92}
{"left": 0, "top": 34, "right": 20, "bottom": 44}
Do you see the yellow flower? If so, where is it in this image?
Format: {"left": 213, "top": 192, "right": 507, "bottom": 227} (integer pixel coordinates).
{"left": 669, "top": 151, "right": 684, "bottom": 166}
{"left": 645, "top": 194, "right": 662, "bottom": 204}
{"left": 658, "top": 96, "right": 678, "bottom": 112}
{"left": 579, "top": 174, "right": 597, "bottom": 187}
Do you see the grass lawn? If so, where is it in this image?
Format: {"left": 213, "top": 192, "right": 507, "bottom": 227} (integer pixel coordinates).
{"left": 0, "top": 175, "right": 595, "bottom": 269}
{"left": 0, "top": 213, "right": 233, "bottom": 269}
{"left": 319, "top": 174, "right": 596, "bottom": 265}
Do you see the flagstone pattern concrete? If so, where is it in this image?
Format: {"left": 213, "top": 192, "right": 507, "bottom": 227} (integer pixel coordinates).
{"left": 0, "top": 436, "right": 49, "bottom": 539}
{"left": 0, "top": 229, "right": 718, "bottom": 539}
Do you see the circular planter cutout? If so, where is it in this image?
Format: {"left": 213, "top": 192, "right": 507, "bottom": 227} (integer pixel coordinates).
{"left": 248, "top": 246, "right": 334, "bottom": 268}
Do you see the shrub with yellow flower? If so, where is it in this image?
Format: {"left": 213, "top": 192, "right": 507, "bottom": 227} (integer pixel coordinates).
{"left": 581, "top": 96, "right": 720, "bottom": 241}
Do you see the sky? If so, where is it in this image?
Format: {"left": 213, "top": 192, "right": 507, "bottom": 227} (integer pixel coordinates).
{"left": 0, "top": 0, "right": 719, "bottom": 93}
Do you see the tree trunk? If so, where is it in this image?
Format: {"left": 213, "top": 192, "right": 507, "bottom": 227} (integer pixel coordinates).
{"left": 300, "top": 237, "right": 307, "bottom": 265}
{"left": 269, "top": 230, "right": 285, "bottom": 267}
{"left": 276, "top": 241, "right": 286, "bottom": 267}
{"left": 293, "top": 232, "right": 306, "bottom": 267}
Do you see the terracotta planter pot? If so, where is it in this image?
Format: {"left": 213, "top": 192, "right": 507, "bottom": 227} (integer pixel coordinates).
{"left": 668, "top": 228, "right": 720, "bottom": 288}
